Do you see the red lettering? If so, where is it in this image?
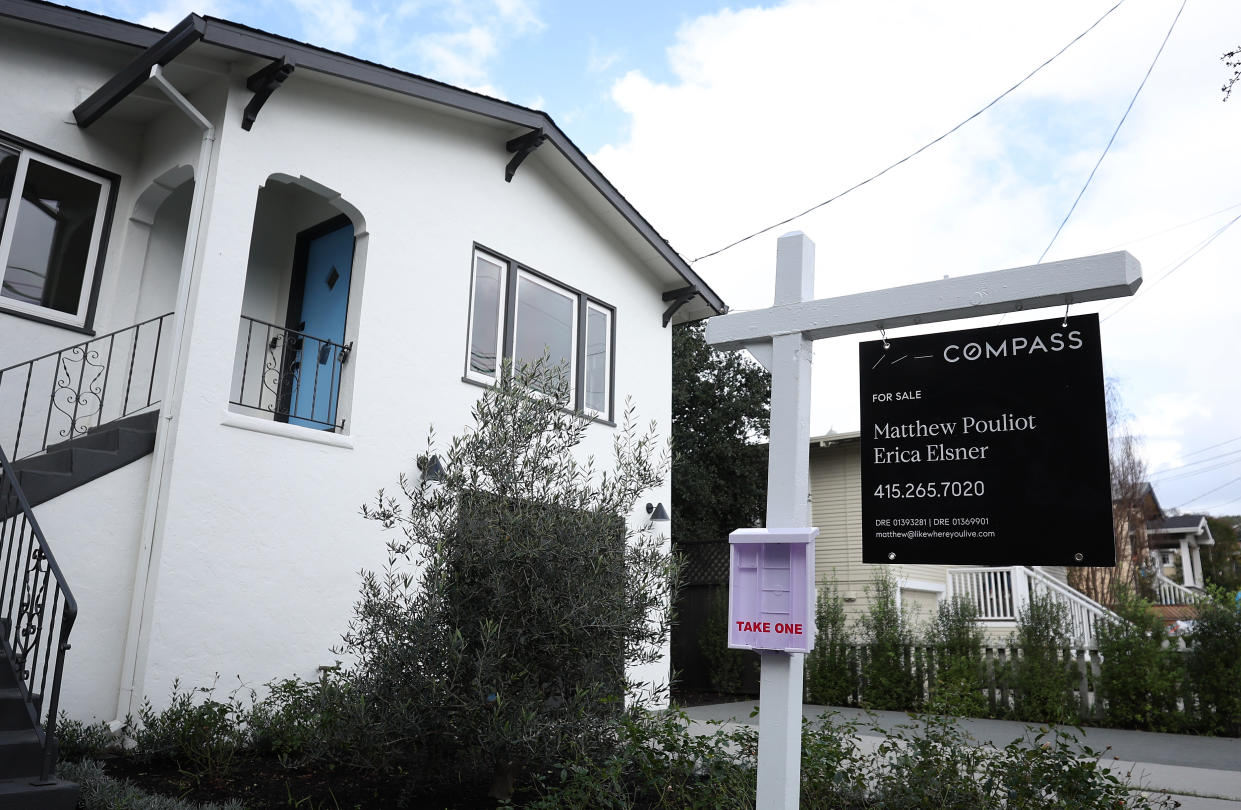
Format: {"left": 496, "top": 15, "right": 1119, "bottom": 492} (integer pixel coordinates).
{"left": 774, "top": 623, "right": 787, "bottom": 633}
{"left": 793, "top": 624, "right": 803, "bottom": 634}
{"left": 736, "top": 621, "right": 745, "bottom": 632}
{"left": 761, "top": 622, "right": 771, "bottom": 633}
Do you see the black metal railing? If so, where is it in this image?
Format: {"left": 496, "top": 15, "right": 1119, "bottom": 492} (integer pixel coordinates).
{"left": 1, "top": 445, "right": 77, "bottom": 781}
{"left": 231, "top": 315, "right": 351, "bottom": 431}
{"left": 0, "top": 313, "right": 174, "bottom": 461}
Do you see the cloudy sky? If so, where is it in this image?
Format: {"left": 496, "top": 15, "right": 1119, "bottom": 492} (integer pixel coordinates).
{"left": 66, "top": 0, "right": 1241, "bottom": 515}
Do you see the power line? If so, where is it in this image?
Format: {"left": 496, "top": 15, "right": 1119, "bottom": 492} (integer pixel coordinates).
{"left": 1181, "top": 434, "right": 1241, "bottom": 459}
{"left": 688, "top": 0, "right": 1131, "bottom": 265}
{"left": 1097, "top": 200, "right": 1241, "bottom": 253}
{"left": 1102, "top": 212, "right": 1241, "bottom": 322}
{"left": 1152, "top": 457, "right": 1241, "bottom": 485}
{"left": 1037, "top": 0, "right": 1188, "bottom": 263}
{"left": 1150, "top": 448, "right": 1241, "bottom": 479}
{"left": 1174, "top": 474, "right": 1241, "bottom": 510}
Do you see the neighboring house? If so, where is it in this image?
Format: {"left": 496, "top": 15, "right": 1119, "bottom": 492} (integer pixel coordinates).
{"left": 1144, "top": 493, "right": 1215, "bottom": 623}
{"left": 809, "top": 434, "right": 1214, "bottom": 641}
{"left": 809, "top": 431, "right": 1118, "bottom": 646}
{"left": 0, "top": 1, "right": 723, "bottom": 798}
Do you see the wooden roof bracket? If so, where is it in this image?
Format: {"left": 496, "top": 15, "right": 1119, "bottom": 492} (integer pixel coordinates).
{"left": 662, "top": 286, "right": 699, "bottom": 328}
{"left": 504, "top": 128, "right": 546, "bottom": 182}
{"left": 243, "top": 56, "right": 295, "bottom": 131}
{"left": 72, "top": 13, "right": 205, "bottom": 127}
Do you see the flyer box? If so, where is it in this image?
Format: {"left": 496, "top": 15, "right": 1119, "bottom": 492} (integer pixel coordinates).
{"left": 727, "top": 527, "right": 818, "bottom": 653}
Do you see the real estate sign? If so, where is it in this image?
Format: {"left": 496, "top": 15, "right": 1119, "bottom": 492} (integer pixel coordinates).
{"left": 859, "top": 314, "right": 1113, "bottom": 566}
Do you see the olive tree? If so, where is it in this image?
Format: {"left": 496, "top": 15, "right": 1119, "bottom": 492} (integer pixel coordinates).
{"left": 345, "top": 359, "right": 675, "bottom": 798}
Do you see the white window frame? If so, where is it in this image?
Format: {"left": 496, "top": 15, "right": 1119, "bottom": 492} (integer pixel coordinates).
{"left": 0, "top": 145, "right": 111, "bottom": 328}
{"left": 463, "top": 246, "right": 615, "bottom": 420}
{"left": 464, "top": 249, "right": 508, "bottom": 385}
{"left": 583, "top": 301, "right": 611, "bottom": 419}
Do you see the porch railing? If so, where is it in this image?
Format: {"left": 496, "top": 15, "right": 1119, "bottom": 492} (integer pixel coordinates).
{"left": 0, "top": 445, "right": 77, "bottom": 781}
{"left": 230, "top": 315, "right": 351, "bottom": 431}
{"left": 1153, "top": 572, "right": 1208, "bottom": 606}
{"left": 947, "top": 566, "right": 1119, "bottom": 647}
{"left": 0, "top": 313, "right": 173, "bottom": 461}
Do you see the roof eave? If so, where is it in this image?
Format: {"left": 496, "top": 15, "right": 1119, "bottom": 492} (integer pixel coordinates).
{"left": 2, "top": 0, "right": 726, "bottom": 317}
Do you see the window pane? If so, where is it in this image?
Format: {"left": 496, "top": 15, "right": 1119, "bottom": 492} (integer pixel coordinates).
{"left": 1, "top": 158, "right": 102, "bottom": 314}
{"left": 468, "top": 254, "right": 504, "bottom": 376}
{"left": 515, "top": 275, "right": 574, "bottom": 387}
{"left": 585, "top": 305, "right": 610, "bottom": 414}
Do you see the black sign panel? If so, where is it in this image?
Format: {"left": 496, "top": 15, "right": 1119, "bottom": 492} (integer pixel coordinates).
{"left": 860, "top": 314, "right": 1112, "bottom": 566}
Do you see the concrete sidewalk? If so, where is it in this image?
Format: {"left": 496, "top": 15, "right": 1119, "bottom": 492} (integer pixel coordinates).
{"left": 682, "top": 702, "right": 1241, "bottom": 809}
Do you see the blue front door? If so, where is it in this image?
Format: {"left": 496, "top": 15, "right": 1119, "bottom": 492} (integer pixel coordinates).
{"left": 285, "top": 216, "right": 353, "bottom": 430}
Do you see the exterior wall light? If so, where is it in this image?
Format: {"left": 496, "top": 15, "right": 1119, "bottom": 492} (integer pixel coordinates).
{"left": 646, "top": 502, "right": 670, "bottom": 522}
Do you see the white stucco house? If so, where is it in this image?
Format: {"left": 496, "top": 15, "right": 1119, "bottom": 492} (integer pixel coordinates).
{"left": 0, "top": 0, "right": 724, "bottom": 777}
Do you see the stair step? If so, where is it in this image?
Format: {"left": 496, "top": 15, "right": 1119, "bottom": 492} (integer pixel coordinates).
{"left": 0, "top": 728, "right": 43, "bottom": 779}
{"left": 0, "top": 687, "right": 37, "bottom": 729}
{"left": 0, "top": 776, "right": 79, "bottom": 810}
{"left": 2, "top": 409, "right": 160, "bottom": 513}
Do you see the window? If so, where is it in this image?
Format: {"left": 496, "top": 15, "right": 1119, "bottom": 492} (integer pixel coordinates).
{"left": 465, "top": 247, "right": 614, "bottom": 419}
{"left": 0, "top": 141, "right": 111, "bottom": 328}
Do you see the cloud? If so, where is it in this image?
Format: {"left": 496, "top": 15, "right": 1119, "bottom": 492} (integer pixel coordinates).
{"left": 287, "top": 0, "right": 365, "bottom": 50}
{"left": 592, "top": 0, "right": 1241, "bottom": 513}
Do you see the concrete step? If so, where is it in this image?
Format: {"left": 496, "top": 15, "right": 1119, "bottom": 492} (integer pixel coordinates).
{"left": 2, "top": 409, "right": 159, "bottom": 512}
{"left": 0, "top": 776, "right": 79, "bottom": 810}
{"left": 0, "top": 728, "right": 43, "bottom": 780}
{"left": 0, "top": 687, "right": 36, "bottom": 730}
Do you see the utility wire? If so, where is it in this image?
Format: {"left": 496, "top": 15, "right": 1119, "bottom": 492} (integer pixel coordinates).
{"left": 688, "top": 0, "right": 1131, "bottom": 264}
{"left": 1098, "top": 200, "right": 1241, "bottom": 253}
{"left": 1037, "top": 0, "right": 1188, "bottom": 263}
{"left": 1151, "top": 448, "right": 1241, "bottom": 478}
{"left": 1102, "top": 212, "right": 1241, "bottom": 322}
{"left": 1174, "top": 473, "right": 1241, "bottom": 510}
{"left": 1181, "top": 434, "right": 1241, "bottom": 459}
{"left": 1152, "top": 457, "right": 1241, "bottom": 485}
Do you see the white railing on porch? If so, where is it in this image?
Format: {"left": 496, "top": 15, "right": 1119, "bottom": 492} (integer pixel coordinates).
{"left": 947, "top": 566, "right": 1120, "bottom": 647}
{"left": 1153, "top": 572, "right": 1208, "bottom": 606}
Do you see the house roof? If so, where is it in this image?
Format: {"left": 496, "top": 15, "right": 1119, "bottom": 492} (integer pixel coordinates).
{"left": 1148, "top": 513, "right": 1215, "bottom": 547}
{"left": 0, "top": 0, "right": 726, "bottom": 324}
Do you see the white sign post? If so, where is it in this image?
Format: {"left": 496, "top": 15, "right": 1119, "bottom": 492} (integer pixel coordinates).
{"left": 703, "top": 232, "right": 1141, "bottom": 810}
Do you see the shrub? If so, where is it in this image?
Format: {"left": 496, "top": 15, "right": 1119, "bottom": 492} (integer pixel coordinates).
{"left": 130, "top": 679, "right": 248, "bottom": 778}
{"left": 1008, "top": 591, "right": 1077, "bottom": 723}
{"left": 347, "top": 359, "right": 675, "bottom": 798}
{"left": 56, "top": 714, "right": 116, "bottom": 762}
{"left": 245, "top": 670, "right": 373, "bottom": 768}
{"left": 856, "top": 571, "right": 920, "bottom": 710}
{"left": 60, "top": 759, "right": 245, "bottom": 810}
{"left": 925, "top": 596, "right": 986, "bottom": 717}
{"left": 1096, "top": 588, "right": 1182, "bottom": 731}
{"left": 805, "top": 579, "right": 853, "bottom": 706}
{"left": 698, "top": 586, "right": 748, "bottom": 694}
{"left": 1187, "top": 585, "right": 1241, "bottom": 735}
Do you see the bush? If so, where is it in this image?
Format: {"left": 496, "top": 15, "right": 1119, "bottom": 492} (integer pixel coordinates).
{"left": 805, "top": 579, "right": 853, "bottom": 706}
{"left": 130, "top": 679, "right": 248, "bottom": 778}
{"left": 1187, "top": 586, "right": 1241, "bottom": 735}
{"left": 856, "top": 571, "right": 920, "bottom": 710}
{"left": 347, "top": 359, "right": 675, "bottom": 798}
{"left": 1096, "top": 588, "right": 1183, "bottom": 731}
{"left": 59, "top": 759, "right": 245, "bottom": 810}
{"left": 56, "top": 714, "right": 116, "bottom": 762}
{"left": 697, "top": 586, "right": 748, "bottom": 694}
{"left": 245, "top": 670, "right": 374, "bottom": 768}
{"left": 1008, "top": 592, "right": 1077, "bottom": 723}
{"left": 926, "top": 596, "right": 986, "bottom": 717}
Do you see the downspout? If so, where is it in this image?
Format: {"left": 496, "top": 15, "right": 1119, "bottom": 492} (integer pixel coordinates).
{"left": 112, "top": 65, "right": 215, "bottom": 728}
